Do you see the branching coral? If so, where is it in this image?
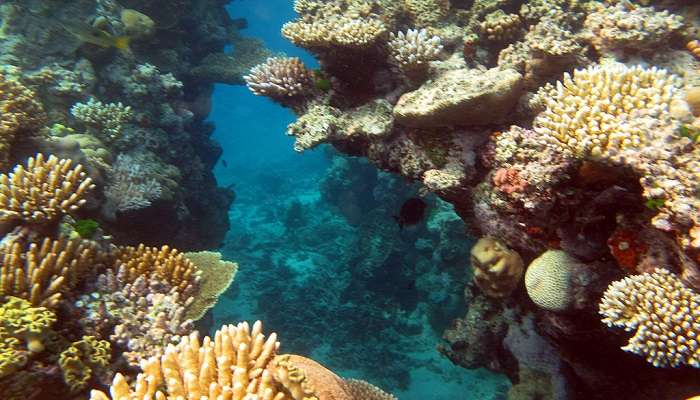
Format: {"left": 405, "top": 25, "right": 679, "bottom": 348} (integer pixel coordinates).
{"left": 70, "top": 98, "right": 133, "bottom": 140}
{"left": 90, "top": 321, "right": 397, "bottom": 400}
{"left": 0, "top": 71, "right": 47, "bottom": 169}
{"left": 113, "top": 244, "right": 201, "bottom": 298}
{"left": 58, "top": 335, "right": 111, "bottom": 392}
{"left": 532, "top": 64, "right": 682, "bottom": 159}
{"left": 388, "top": 29, "right": 443, "bottom": 76}
{"left": 89, "top": 321, "right": 282, "bottom": 400}
{"left": 244, "top": 57, "right": 314, "bottom": 99}
{"left": 599, "top": 268, "right": 700, "bottom": 368}
{"left": 480, "top": 10, "right": 522, "bottom": 42}
{"left": 0, "top": 237, "right": 98, "bottom": 308}
{"left": 102, "top": 152, "right": 163, "bottom": 219}
{"left": 80, "top": 266, "right": 195, "bottom": 367}
{"left": 0, "top": 154, "right": 95, "bottom": 225}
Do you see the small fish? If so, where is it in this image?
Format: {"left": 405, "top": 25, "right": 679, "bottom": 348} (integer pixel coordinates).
{"left": 394, "top": 197, "right": 427, "bottom": 230}
{"left": 221, "top": 159, "right": 228, "bottom": 168}
{"left": 61, "top": 21, "right": 131, "bottom": 52}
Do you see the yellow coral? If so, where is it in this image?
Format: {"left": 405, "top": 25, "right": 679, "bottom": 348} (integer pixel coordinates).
{"left": 114, "top": 244, "right": 201, "bottom": 297}
{"left": 0, "top": 72, "right": 47, "bottom": 169}
{"left": 470, "top": 237, "right": 524, "bottom": 298}
{"left": 403, "top": 0, "right": 449, "bottom": 27}
{"left": 0, "top": 153, "right": 95, "bottom": 224}
{"left": 533, "top": 65, "right": 682, "bottom": 159}
{"left": 0, "top": 297, "right": 56, "bottom": 377}
{"left": 0, "top": 237, "right": 98, "bottom": 308}
{"left": 59, "top": 336, "right": 111, "bottom": 392}
{"left": 599, "top": 268, "right": 700, "bottom": 368}
{"left": 183, "top": 251, "right": 238, "bottom": 321}
{"left": 90, "top": 321, "right": 282, "bottom": 400}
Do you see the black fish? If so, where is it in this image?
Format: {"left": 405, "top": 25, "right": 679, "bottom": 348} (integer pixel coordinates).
{"left": 394, "top": 198, "right": 427, "bottom": 230}
{"left": 221, "top": 159, "right": 228, "bottom": 168}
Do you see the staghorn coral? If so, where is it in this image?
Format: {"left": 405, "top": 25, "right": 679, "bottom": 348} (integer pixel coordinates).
{"left": 583, "top": 3, "right": 684, "bottom": 56}
{"left": 244, "top": 57, "right": 314, "bottom": 99}
{"left": 0, "top": 71, "right": 47, "bottom": 169}
{"left": 70, "top": 98, "right": 133, "bottom": 141}
{"left": 183, "top": 251, "right": 238, "bottom": 321}
{"left": 89, "top": 321, "right": 282, "bottom": 400}
{"left": 113, "top": 244, "right": 201, "bottom": 298}
{"left": 470, "top": 237, "right": 524, "bottom": 298}
{"left": 0, "top": 237, "right": 98, "bottom": 308}
{"left": 387, "top": 29, "right": 443, "bottom": 78}
{"left": 599, "top": 268, "right": 700, "bottom": 368}
{"left": 0, "top": 153, "right": 95, "bottom": 225}
{"left": 524, "top": 250, "right": 593, "bottom": 312}
{"left": 532, "top": 64, "right": 682, "bottom": 160}
{"left": 58, "top": 335, "right": 111, "bottom": 392}
{"left": 79, "top": 266, "right": 194, "bottom": 367}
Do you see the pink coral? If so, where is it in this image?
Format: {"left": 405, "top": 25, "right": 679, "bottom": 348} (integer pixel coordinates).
{"left": 493, "top": 167, "right": 528, "bottom": 194}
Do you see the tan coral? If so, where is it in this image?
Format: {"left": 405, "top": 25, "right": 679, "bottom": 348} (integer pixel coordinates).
{"left": 89, "top": 321, "right": 283, "bottom": 400}
{"left": 113, "top": 244, "right": 201, "bottom": 298}
{"left": 0, "top": 154, "right": 95, "bottom": 225}
{"left": 470, "top": 237, "right": 525, "bottom": 298}
{"left": 480, "top": 10, "right": 522, "bottom": 42}
{"left": 525, "top": 250, "right": 590, "bottom": 312}
{"left": 282, "top": 16, "right": 386, "bottom": 49}
{"left": 0, "top": 237, "right": 98, "bottom": 308}
{"left": 532, "top": 64, "right": 682, "bottom": 160}
{"left": 403, "top": 0, "right": 450, "bottom": 27}
{"left": 599, "top": 268, "right": 700, "bottom": 368}
{"left": 0, "top": 73, "right": 47, "bottom": 169}
{"left": 183, "top": 250, "right": 238, "bottom": 321}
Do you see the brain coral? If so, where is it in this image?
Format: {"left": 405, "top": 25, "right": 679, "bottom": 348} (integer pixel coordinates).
{"left": 599, "top": 268, "right": 700, "bottom": 368}
{"left": 524, "top": 250, "right": 588, "bottom": 312}
{"left": 470, "top": 237, "right": 524, "bottom": 298}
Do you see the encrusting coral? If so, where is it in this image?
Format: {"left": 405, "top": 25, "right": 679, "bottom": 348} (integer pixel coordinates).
{"left": 599, "top": 268, "right": 700, "bottom": 368}
{"left": 89, "top": 321, "right": 397, "bottom": 400}
{"left": 470, "top": 237, "right": 524, "bottom": 298}
{"left": 0, "top": 153, "right": 95, "bottom": 225}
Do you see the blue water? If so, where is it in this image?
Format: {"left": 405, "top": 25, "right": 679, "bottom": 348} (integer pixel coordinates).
{"left": 209, "top": 2, "right": 510, "bottom": 398}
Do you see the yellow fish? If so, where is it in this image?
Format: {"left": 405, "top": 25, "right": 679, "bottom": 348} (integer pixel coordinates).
{"left": 61, "top": 21, "right": 131, "bottom": 52}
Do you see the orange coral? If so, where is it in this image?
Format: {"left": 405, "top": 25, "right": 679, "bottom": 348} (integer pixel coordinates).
{"left": 607, "top": 228, "right": 647, "bottom": 272}
{"left": 688, "top": 40, "right": 700, "bottom": 60}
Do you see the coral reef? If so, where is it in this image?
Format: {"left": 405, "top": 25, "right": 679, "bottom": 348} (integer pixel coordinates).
{"left": 600, "top": 268, "right": 700, "bottom": 368}
{"left": 470, "top": 237, "right": 525, "bottom": 298}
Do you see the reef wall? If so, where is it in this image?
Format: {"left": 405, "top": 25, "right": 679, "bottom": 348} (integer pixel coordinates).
{"left": 245, "top": 0, "right": 700, "bottom": 399}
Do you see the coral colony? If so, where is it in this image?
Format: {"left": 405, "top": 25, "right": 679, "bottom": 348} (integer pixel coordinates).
{"left": 0, "top": 0, "right": 699, "bottom": 399}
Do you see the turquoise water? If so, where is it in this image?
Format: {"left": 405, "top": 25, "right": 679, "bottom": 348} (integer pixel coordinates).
{"left": 210, "top": 1, "right": 509, "bottom": 398}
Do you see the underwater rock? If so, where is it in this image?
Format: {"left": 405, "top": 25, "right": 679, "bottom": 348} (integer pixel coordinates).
{"left": 393, "top": 67, "right": 523, "bottom": 127}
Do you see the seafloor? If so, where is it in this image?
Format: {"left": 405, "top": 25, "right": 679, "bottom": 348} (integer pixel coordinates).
{"left": 1, "top": 0, "right": 700, "bottom": 399}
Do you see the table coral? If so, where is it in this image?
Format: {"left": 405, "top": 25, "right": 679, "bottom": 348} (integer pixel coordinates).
{"left": 599, "top": 268, "right": 700, "bottom": 368}
{"left": 0, "top": 153, "right": 94, "bottom": 225}
{"left": 182, "top": 251, "right": 238, "bottom": 321}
